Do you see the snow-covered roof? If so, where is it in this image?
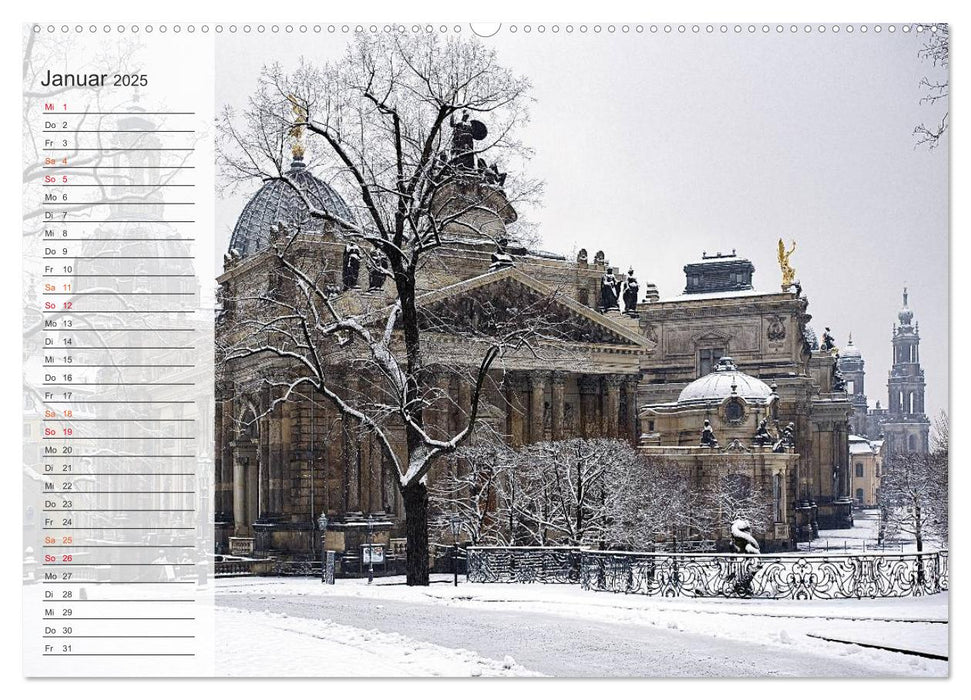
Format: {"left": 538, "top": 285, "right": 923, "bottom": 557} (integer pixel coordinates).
{"left": 849, "top": 434, "right": 875, "bottom": 455}
{"left": 658, "top": 288, "right": 770, "bottom": 303}
{"left": 677, "top": 357, "right": 774, "bottom": 405}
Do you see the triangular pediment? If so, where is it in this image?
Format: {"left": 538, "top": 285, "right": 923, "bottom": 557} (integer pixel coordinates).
{"left": 415, "top": 267, "right": 652, "bottom": 348}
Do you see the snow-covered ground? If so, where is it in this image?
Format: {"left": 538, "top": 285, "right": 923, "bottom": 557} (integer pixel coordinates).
{"left": 217, "top": 605, "right": 541, "bottom": 677}
{"left": 216, "top": 575, "right": 948, "bottom": 677}
{"left": 796, "top": 507, "right": 937, "bottom": 554}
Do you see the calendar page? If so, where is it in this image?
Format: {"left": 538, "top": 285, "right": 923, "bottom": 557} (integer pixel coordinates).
{"left": 21, "top": 20, "right": 949, "bottom": 679}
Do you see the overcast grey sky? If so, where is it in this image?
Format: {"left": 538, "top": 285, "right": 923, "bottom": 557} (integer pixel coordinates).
{"left": 215, "top": 26, "right": 948, "bottom": 424}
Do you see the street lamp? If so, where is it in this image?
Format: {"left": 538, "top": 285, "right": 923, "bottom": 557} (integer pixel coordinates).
{"left": 449, "top": 514, "right": 462, "bottom": 587}
{"left": 317, "top": 512, "right": 328, "bottom": 584}
{"left": 366, "top": 514, "right": 374, "bottom": 584}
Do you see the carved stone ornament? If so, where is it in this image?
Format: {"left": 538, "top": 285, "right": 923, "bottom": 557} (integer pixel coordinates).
{"left": 767, "top": 315, "right": 786, "bottom": 342}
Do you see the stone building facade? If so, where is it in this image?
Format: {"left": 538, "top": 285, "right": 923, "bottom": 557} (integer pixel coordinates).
{"left": 635, "top": 252, "right": 854, "bottom": 539}
{"left": 214, "top": 154, "right": 649, "bottom": 561}
{"left": 215, "top": 152, "right": 856, "bottom": 560}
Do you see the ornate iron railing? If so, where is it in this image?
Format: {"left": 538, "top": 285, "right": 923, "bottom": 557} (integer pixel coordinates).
{"left": 466, "top": 547, "right": 948, "bottom": 599}
{"left": 581, "top": 550, "right": 949, "bottom": 599}
{"left": 466, "top": 546, "right": 582, "bottom": 584}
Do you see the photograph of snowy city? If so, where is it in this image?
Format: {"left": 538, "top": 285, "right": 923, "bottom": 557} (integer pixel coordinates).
{"left": 211, "top": 24, "right": 949, "bottom": 677}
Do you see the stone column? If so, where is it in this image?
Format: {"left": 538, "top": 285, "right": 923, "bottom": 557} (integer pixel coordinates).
{"left": 623, "top": 376, "right": 639, "bottom": 443}
{"left": 427, "top": 371, "right": 452, "bottom": 484}
{"left": 550, "top": 372, "right": 566, "bottom": 441}
{"left": 268, "top": 410, "right": 283, "bottom": 516}
{"left": 528, "top": 374, "right": 547, "bottom": 443}
{"left": 258, "top": 414, "right": 270, "bottom": 518}
{"left": 324, "top": 404, "right": 341, "bottom": 514}
{"left": 232, "top": 447, "right": 248, "bottom": 535}
{"left": 368, "top": 434, "right": 385, "bottom": 514}
{"left": 343, "top": 375, "right": 361, "bottom": 514}
{"left": 578, "top": 375, "right": 601, "bottom": 439}
{"left": 457, "top": 378, "right": 472, "bottom": 480}
{"left": 217, "top": 397, "right": 235, "bottom": 518}
{"left": 605, "top": 375, "right": 623, "bottom": 438}
{"left": 506, "top": 374, "right": 527, "bottom": 446}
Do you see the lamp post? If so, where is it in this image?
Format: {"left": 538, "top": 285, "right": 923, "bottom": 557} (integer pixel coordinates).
{"left": 366, "top": 514, "right": 374, "bottom": 584}
{"left": 449, "top": 514, "right": 462, "bottom": 587}
{"left": 317, "top": 512, "right": 328, "bottom": 583}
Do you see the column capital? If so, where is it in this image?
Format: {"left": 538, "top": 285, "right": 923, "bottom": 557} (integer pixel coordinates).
{"left": 550, "top": 370, "right": 567, "bottom": 387}
{"left": 528, "top": 373, "right": 548, "bottom": 391}
{"left": 605, "top": 374, "right": 625, "bottom": 389}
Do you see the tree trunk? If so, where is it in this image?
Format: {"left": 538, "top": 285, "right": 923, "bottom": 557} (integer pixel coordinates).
{"left": 402, "top": 481, "right": 429, "bottom": 586}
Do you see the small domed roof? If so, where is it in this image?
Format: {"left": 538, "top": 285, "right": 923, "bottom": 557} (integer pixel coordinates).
{"left": 228, "top": 156, "right": 355, "bottom": 259}
{"left": 841, "top": 334, "right": 861, "bottom": 358}
{"left": 678, "top": 357, "right": 774, "bottom": 405}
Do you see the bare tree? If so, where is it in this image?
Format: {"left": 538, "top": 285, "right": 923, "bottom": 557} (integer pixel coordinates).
{"left": 878, "top": 450, "right": 947, "bottom": 552}
{"left": 914, "top": 23, "right": 949, "bottom": 149}
{"left": 217, "top": 32, "right": 546, "bottom": 585}
{"left": 428, "top": 428, "right": 518, "bottom": 546}
{"left": 700, "top": 469, "right": 774, "bottom": 544}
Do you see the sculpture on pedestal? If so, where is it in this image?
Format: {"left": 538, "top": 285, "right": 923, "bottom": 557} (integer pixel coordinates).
{"left": 730, "top": 519, "right": 761, "bottom": 554}
{"left": 820, "top": 327, "right": 837, "bottom": 353}
{"left": 777, "top": 238, "right": 797, "bottom": 290}
{"left": 368, "top": 251, "right": 390, "bottom": 291}
{"left": 622, "top": 267, "right": 640, "bottom": 315}
{"left": 599, "top": 267, "right": 622, "bottom": 312}
{"left": 754, "top": 417, "right": 773, "bottom": 447}
{"left": 831, "top": 353, "right": 847, "bottom": 392}
{"left": 342, "top": 242, "right": 362, "bottom": 290}
{"left": 700, "top": 419, "right": 719, "bottom": 448}
{"left": 773, "top": 421, "right": 796, "bottom": 453}
{"left": 489, "top": 236, "right": 515, "bottom": 271}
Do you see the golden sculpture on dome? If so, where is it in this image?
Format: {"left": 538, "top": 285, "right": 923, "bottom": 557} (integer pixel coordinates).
{"left": 288, "top": 94, "right": 308, "bottom": 159}
{"left": 777, "top": 238, "right": 797, "bottom": 290}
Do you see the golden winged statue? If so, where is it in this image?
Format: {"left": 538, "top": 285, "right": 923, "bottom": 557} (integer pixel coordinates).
{"left": 777, "top": 238, "right": 797, "bottom": 290}
{"left": 287, "top": 94, "right": 308, "bottom": 159}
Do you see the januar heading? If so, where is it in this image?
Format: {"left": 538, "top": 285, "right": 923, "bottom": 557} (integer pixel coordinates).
{"left": 40, "top": 70, "right": 148, "bottom": 87}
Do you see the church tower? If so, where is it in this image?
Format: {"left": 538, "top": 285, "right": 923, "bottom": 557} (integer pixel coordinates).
{"left": 883, "top": 288, "right": 930, "bottom": 454}
{"left": 838, "top": 335, "right": 868, "bottom": 436}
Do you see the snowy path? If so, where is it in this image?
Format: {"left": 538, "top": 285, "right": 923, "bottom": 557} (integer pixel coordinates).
{"left": 216, "top": 577, "right": 947, "bottom": 677}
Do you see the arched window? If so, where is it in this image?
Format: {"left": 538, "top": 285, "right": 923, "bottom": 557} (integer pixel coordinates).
{"left": 855, "top": 462, "right": 864, "bottom": 478}
{"left": 908, "top": 434, "right": 918, "bottom": 451}
{"left": 856, "top": 488, "right": 864, "bottom": 504}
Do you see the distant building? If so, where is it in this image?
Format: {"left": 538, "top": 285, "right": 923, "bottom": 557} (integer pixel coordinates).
{"left": 849, "top": 435, "right": 884, "bottom": 507}
{"left": 838, "top": 288, "right": 931, "bottom": 454}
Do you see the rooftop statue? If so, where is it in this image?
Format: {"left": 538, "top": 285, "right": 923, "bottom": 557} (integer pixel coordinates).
{"left": 777, "top": 238, "right": 797, "bottom": 290}
{"left": 623, "top": 267, "right": 640, "bottom": 315}
{"left": 754, "top": 417, "right": 773, "bottom": 447}
{"left": 700, "top": 419, "right": 719, "bottom": 448}
{"left": 449, "top": 109, "right": 486, "bottom": 170}
{"left": 489, "top": 236, "right": 515, "bottom": 271}
{"left": 600, "top": 267, "right": 622, "bottom": 312}
{"left": 820, "top": 327, "right": 837, "bottom": 353}
{"left": 773, "top": 421, "right": 796, "bottom": 453}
